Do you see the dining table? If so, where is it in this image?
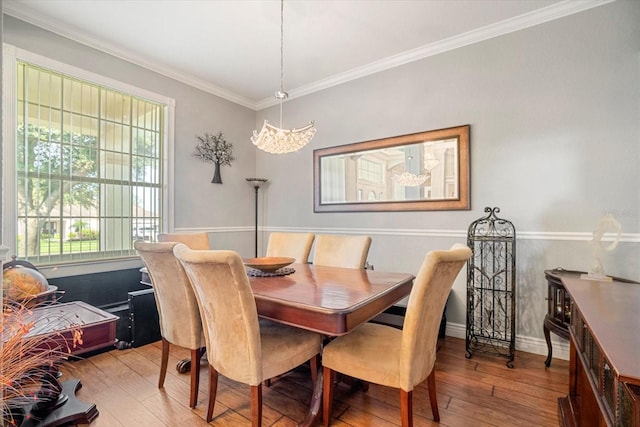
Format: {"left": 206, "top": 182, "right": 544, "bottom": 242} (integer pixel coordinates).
{"left": 248, "top": 262, "right": 415, "bottom": 426}
{"left": 158, "top": 260, "right": 414, "bottom": 426}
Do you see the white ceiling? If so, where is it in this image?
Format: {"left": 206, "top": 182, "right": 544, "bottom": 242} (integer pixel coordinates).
{"left": 3, "top": 0, "right": 609, "bottom": 110}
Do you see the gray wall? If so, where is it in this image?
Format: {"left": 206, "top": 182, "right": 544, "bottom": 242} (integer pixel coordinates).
{"left": 2, "top": 1, "right": 639, "bottom": 352}
{"left": 254, "top": 1, "right": 640, "bottom": 346}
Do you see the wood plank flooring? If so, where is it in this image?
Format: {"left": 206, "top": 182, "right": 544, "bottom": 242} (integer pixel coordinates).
{"left": 60, "top": 337, "right": 568, "bottom": 426}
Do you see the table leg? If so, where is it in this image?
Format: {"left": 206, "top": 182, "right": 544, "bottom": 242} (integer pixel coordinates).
{"left": 299, "top": 369, "right": 323, "bottom": 427}
{"left": 177, "top": 358, "right": 192, "bottom": 374}
{"left": 176, "top": 350, "right": 208, "bottom": 373}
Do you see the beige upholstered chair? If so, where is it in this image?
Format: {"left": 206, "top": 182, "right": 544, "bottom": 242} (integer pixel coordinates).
{"left": 173, "top": 245, "right": 323, "bottom": 426}
{"left": 312, "top": 234, "right": 372, "bottom": 269}
{"left": 265, "top": 232, "right": 315, "bottom": 263}
{"left": 134, "top": 241, "right": 205, "bottom": 409}
{"left": 322, "top": 243, "right": 473, "bottom": 426}
{"left": 157, "top": 232, "right": 209, "bottom": 249}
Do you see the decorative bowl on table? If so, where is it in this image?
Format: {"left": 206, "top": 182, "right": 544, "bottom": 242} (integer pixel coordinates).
{"left": 244, "top": 257, "right": 295, "bottom": 273}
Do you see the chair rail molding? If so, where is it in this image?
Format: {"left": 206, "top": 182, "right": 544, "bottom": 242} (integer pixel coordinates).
{"left": 261, "top": 226, "right": 640, "bottom": 243}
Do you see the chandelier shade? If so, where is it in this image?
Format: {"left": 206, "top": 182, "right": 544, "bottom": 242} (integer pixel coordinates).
{"left": 393, "top": 152, "right": 431, "bottom": 186}
{"left": 393, "top": 171, "right": 428, "bottom": 187}
{"left": 251, "top": 120, "right": 316, "bottom": 154}
{"left": 251, "top": 0, "right": 316, "bottom": 154}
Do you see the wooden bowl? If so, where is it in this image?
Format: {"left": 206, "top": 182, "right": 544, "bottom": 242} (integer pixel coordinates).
{"left": 244, "top": 257, "right": 295, "bottom": 273}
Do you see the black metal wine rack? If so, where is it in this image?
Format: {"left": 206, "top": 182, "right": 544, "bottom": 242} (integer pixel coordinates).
{"left": 466, "top": 207, "right": 516, "bottom": 368}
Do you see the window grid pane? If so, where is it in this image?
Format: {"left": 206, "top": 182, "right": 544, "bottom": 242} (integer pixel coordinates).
{"left": 16, "top": 61, "right": 164, "bottom": 263}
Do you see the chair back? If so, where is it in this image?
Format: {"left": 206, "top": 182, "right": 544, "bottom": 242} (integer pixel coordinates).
{"left": 158, "top": 232, "right": 209, "bottom": 249}
{"left": 400, "top": 243, "right": 472, "bottom": 390}
{"left": 173, "top": 245, "right": 263, "bottom": 385}
{"left": 265, "top": 232, "right": 315, "bottom": 263}
{"left": 312, "top": 234, "right": 372, "bottom": 269}
{"left": 134, "top": 241, "right": 203, "bottom": 350}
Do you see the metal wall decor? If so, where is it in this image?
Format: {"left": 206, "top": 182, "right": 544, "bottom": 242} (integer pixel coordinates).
{"left": 466, "top": 207, "right": 516, "bottom": 368}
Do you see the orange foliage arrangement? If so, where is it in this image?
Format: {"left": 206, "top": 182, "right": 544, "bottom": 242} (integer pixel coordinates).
{"left": 1, "top": 298, "right": 83, "bottom": 426}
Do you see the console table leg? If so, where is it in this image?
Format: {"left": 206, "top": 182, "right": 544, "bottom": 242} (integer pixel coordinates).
{"left": 544, "top": 323, "right": 553, "bottom": 367}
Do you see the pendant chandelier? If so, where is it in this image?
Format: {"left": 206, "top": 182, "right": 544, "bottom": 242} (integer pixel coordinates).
{"left": 393, "top": 154, "right": 431, "bottom": 187}
{"left": 251, "top": 0, "right": 316, "bottom": 154}
{"left": 394, "top": 171, "right": 428, "bottom": 187}
{"left": 394, "top": 149, "right": 441, "bottom": 187}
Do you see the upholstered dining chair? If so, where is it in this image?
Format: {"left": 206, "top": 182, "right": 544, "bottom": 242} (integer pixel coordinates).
{"left": 157, "top": 232, "right": 210, "bottom": 249}
{"left": 134, "top": 241, "right": 205, "bottom": 409}
{"left": 265, "top": 232, "right": 315, "bottom": 263}
{"left": 322, "top": 243, "right": 473, "bottom": 426}
{"left": 312, "top": 234, "right": 372, "bottom": 269}
{"left": 172, "top": 245, "right": 323, "bottom": 426}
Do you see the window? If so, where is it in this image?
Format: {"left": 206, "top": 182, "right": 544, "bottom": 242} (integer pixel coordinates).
{"left": 3, "top": 46, "right": 174, "bottom": 266}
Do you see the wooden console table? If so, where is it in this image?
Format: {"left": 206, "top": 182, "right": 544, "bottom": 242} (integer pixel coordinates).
{"left": 559, "top": 276, "right": 640, "bottom": 426}
{"left": 13, "top": 301, "right": 118, "bottom": 427}
{"left": 543, "top": 268, "right": 638, "bottom": 367}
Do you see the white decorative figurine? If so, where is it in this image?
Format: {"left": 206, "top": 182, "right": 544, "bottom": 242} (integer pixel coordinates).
{"left": 581, "top": 214, "right": 622, "bottom": 281}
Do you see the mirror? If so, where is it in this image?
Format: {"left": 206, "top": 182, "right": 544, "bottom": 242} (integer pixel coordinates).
{"left": 314, "top": 125, "right": 470, "bottom": 212}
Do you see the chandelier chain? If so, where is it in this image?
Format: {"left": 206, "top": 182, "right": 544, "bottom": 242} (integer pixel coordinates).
{"left": 280, "top": 0, "right": 284, "bottom": 94}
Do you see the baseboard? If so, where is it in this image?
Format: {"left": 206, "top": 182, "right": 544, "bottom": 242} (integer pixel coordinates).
{"left": 445, "top": 322, "right": 569, "bottom": 361}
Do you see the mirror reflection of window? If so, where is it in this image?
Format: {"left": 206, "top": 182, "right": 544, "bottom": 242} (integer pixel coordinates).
{"left": 320, "top": 156, "right": 346, "bottom": 203}
{"left": 444, "top": 147, "right": 457, "bottom": 198}
{"left": 357, "top": 158, "right": 382, "bottom": 183}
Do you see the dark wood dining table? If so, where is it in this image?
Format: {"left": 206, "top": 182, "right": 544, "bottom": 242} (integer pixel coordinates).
{"left": 249, "top": 262, "right": 415, "bottom": 426}
{"left": 250, "top": 262, "right": 414, "bottom": 335}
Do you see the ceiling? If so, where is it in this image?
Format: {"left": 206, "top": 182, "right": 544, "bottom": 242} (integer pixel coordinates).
{"left": 3, "top": 0, "right": 608, "bottom": 110}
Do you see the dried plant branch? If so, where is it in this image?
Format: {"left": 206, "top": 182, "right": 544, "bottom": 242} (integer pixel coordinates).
{"left": 1, "top": 300, "right": 83, "bottom": 425}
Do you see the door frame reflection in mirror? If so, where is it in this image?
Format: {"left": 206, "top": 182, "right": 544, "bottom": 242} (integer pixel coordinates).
{"left": 313, "top": 125, "right": 470, "bottom": 212}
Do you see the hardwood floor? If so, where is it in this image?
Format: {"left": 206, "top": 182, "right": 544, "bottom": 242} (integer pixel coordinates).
{"left": 60, "top": 337, "right": 568, "bottom": 426}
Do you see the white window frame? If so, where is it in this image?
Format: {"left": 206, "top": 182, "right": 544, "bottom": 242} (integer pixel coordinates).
{"left": 2, "top": 44, "right": 175, "bottom": 276}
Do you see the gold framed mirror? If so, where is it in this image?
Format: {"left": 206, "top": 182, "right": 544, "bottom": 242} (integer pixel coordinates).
{"left": 314, "top": 125, "right": 470, "bottom": 212}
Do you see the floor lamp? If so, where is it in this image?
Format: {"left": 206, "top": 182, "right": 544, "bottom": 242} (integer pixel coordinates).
{"left": 246, "top": 178, "right": 268, "bottom": 257}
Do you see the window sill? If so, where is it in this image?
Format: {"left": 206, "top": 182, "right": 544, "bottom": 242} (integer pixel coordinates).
{"left": 38, "top": 257, "right": 144, "bottom": 279}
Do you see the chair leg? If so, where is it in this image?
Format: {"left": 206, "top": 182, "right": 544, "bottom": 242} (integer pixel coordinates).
{"left": 206, "top": 367, "right": 219, "bottom": 422}
{"left": 427, "top": 369, "right": 440, "bottom": 422}
{"left": 400, "top": 389, "right": 413, "bottom": 427}
{"left": 251, "top": 384, "right": 263, "bottom": 427}
{"left": 158, "top": 338, "right": 169, "bottom": 388}
{"left": 323, "top": 366, "right": 335, "bottom": 427}
{"left": 189, "top": 348, "right": 202, "bottom": 408}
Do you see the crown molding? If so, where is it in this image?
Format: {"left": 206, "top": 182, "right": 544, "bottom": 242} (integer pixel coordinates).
{"left": 4, "top": 0, "right": 613, "bottom": 111}
{"left": 256, "top": 0, "right": 614, "bottom": 109}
